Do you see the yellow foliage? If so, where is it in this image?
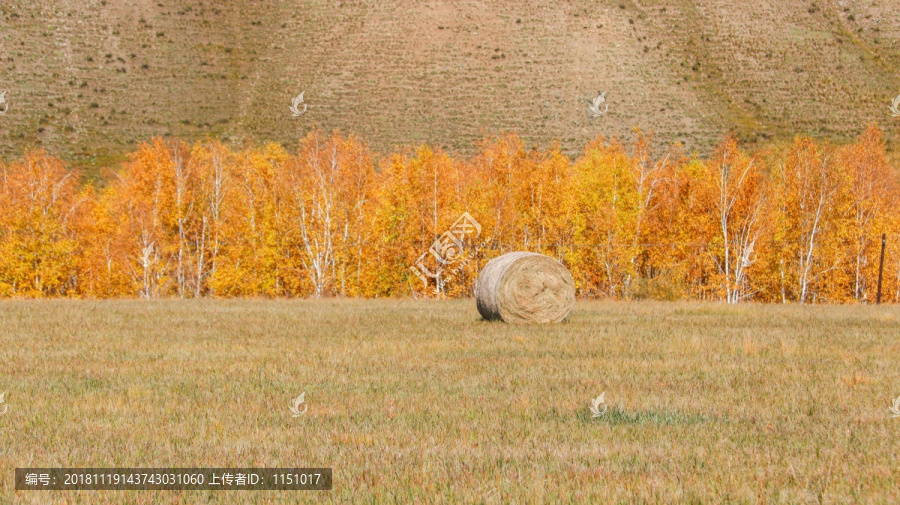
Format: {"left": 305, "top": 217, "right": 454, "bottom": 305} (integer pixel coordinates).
{"left": 1, "top": 127, "right": 898, "bottom": 302}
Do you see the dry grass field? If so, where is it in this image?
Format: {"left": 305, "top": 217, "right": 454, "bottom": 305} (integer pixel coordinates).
{"left": 2, "top": 299, "right": 900, "bottom": 503}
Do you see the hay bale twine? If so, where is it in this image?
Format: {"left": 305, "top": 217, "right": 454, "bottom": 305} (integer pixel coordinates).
{"left": 475, "top": 252, "right": 575, "bottom": 323}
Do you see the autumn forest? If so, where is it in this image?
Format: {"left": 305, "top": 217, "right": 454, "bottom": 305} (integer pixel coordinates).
{"left": 2, "top": 125, "right": 898, "bottom": 303}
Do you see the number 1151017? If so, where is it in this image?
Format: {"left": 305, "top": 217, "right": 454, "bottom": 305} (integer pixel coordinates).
{"left": 271, "top": 472, "right": 322, "bottom": 486}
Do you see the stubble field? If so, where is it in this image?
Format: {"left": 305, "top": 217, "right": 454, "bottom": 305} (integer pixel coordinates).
{"left": 2, "top": 299, "right": 899, "bottom": 503}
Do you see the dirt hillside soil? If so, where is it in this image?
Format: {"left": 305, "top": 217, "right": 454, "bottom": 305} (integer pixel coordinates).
{"left": 1, "top": 0, "right": 898, "bottom": 171}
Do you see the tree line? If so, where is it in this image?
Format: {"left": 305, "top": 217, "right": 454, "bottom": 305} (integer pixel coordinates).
{"left": 1, "top": 125, "right": 897, "bottom": 302}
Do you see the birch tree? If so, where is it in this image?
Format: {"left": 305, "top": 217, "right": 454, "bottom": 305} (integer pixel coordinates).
{"left": 706, "top": 135, "right": 766, "bottom": 303}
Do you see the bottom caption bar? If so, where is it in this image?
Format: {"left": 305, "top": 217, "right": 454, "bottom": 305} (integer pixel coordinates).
{"left": 15, "top": 468, "right": 332, "bottom": 491}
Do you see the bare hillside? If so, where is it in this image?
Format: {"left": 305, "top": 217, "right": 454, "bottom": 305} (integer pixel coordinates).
{"left": 1, "top": 0, "right": 898, "bottom": 170}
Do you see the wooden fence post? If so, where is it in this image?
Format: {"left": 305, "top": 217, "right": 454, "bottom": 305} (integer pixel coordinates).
{"left": 876, "top": 233, "right": 886, "bottom": 304}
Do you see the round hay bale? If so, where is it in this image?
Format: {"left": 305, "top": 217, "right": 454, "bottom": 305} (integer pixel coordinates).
{"left": 475, "top": 252, "right": 575, "bottom": 323}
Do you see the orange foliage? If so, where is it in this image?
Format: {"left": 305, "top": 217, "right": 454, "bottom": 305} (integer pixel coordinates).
{"left": 0, "top": 150, "right": 86, "bottom": 297}
{"left": 2, "top": 127, "right": 899, "bottom": 302}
